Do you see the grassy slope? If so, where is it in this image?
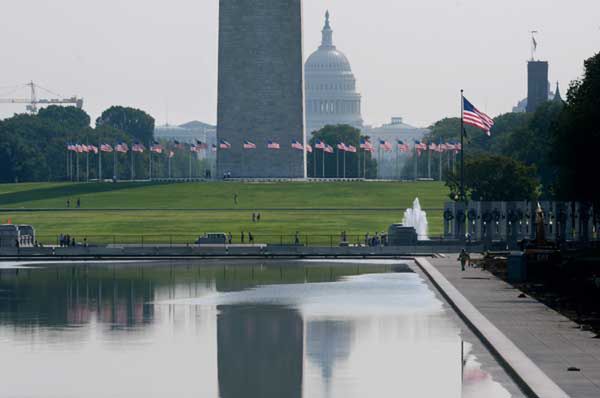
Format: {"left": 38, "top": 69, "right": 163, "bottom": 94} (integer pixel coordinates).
{"left": 0, "top": 181, "right": 448, "bottom": 243}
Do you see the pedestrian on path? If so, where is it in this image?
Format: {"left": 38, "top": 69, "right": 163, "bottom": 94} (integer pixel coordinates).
{"left": 241, "top": 231, "right": 245, "bottom": 244}
{"left": 248, "top": 232, "right": 254, "bottom": 245}
{"left": 76, "top": 198, "right": 81, "bottom": 208}
{"left": 234, "top": 193, "right": 238, "bottom": 205}
{"left": 252, "top": 213, "right": 256, "bottom": 222}
{"left": 458, "top": 249, "right": 470, "bottom": 271}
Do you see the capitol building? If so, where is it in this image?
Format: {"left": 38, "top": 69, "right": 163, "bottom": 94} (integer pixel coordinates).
{"left": 304, "top": 12, "right": 363, "bottom": 134}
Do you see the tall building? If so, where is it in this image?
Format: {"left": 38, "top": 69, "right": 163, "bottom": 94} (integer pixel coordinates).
{"left": 526, "top": 61, "right": 549, "bottom": 113}
{"left": 217, "top": 0, "right": 306, "bottom": 178}
{"left": 304, "top": 11, "right": 363, "bottom": 134}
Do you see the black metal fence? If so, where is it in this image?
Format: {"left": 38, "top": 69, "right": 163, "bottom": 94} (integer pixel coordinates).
{"left": 36, "top": 233, "right": 440, "bottom": 248}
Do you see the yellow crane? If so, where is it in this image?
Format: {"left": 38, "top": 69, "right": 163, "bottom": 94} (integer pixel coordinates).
{"left": 0, "top": 81, "right": 83, "bottom": 114}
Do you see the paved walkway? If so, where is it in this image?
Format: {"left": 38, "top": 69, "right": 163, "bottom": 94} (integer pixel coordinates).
{"left": 424, "top": 255, "right": 600, "bottom": 397}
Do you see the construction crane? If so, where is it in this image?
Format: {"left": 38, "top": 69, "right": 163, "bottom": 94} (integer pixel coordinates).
{"left": 0, "top": 81, "right": 83, "bottom": 114}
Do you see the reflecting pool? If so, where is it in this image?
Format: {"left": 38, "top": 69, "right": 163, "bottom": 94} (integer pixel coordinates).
{"left": 0, "top": 261, "right": 516, "bottom": 397}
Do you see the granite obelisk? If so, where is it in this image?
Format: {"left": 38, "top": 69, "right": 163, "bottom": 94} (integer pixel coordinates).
{"left": 217, "top": 0, "right": 306, "bottom": 178}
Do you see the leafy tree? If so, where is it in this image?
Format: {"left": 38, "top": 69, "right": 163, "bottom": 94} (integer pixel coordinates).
{"left": 307, "top": 124, "right": 377, "bottom": 178}
{"left": 551, "top": 52, "right": 600, "bottom": 205}
{"left": 96, "top": 106, "right": 155, "bottom": 144}
{"left": 502, "top": 101, "right": 563, "bottom": 197}
{"left": 445, "top": 154, "right": 539, "bottom": 201}
{"left": 38, "top": 106, "right": 91, "bottom": 129}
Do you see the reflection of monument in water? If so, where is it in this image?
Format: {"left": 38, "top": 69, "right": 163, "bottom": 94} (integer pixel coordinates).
{"left": 217, "top": 305, "right": 303, "bottom": 398}
{"left": 306, "top": 320, "right": 354, "bottom": 396}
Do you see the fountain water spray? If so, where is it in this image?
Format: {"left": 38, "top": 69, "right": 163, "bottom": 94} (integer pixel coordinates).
{"left": 402, "top": 198, "right": 429, "bottom": 240}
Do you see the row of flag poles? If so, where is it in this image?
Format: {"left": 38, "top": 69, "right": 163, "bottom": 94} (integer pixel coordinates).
{"left": 64, "top": 92, "right": 492, "bottom": 183}
{"left": 66, "top": 139, "right": 213, "bottom": 181}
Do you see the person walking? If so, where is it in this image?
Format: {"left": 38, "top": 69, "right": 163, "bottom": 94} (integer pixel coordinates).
{"left": 228, "top": 232, "right": 233, "bottom": 245}
{"left": 241, "top": 231, "right": 245, "bottom": 244}
{"left": 66, "top": 199, "right": 71, "bottom": 208}
{"left": 256, "top": 213, "right": 261, "bottom": 222}
{"left": 252, "top": 213, "right": 256, "bottom": 223}
{"left": 458, "top": 249, "right": 471, "bottom": 272}
{"left": 76, "top": 198, "right": 81, "bottom": 208}
{"left": 233, "top": 193, "right": 238, "bottom": 205}
{"left": 295, "top": 231, "right": 300, "bottom": 245}
{"left": 248, "top": 232, "right": 254, "bottom": 245}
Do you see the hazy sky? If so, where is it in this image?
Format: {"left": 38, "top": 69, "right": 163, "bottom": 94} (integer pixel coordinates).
{"left": 1, "top": 0, "right": 598, "bottom": 127}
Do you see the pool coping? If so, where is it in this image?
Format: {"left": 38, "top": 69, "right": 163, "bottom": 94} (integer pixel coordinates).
{"left": 414, "top": 257, "right": 570, "bottom": 398}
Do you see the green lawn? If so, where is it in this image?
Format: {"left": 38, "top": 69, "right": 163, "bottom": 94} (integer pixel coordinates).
{"left": 0, "top": 181, "right": 449, "bottom": 244}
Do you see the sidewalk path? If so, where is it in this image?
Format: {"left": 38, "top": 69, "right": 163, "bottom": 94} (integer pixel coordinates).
{"left": 422, "top": 255, "right": 600, "bottom": 397}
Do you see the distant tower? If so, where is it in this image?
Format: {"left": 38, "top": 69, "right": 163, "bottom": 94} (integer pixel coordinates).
{"left": 526, "top": 33, "right": 549, "bottom": 113}
{"left": 553, "top": 81, "right": 563, "bottom": 102}
{"left": 217, "top": 0, "right": 306, "bottom": 178}
{"left": 526, "top": 61, "right": 549, "bottom": 113}
{"left": 304, "top": 11, "right": 363, "bottom": 134}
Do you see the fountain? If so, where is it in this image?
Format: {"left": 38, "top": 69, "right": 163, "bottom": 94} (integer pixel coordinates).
{"left": 402, "top": 198, "right": 429, "bottom": 240}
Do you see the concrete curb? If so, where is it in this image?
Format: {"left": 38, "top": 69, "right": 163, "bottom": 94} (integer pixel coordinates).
{"left": 414, "top": 257, "right": 570, "bottom": 398}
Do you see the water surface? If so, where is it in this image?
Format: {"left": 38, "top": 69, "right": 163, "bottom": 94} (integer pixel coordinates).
{"left": 0, "top": 261, "right": 513, "bottom": 397}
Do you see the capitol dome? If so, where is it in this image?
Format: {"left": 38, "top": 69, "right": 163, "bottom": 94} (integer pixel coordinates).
{"left": 305, "top": 11, "right": 363, "bottom": 134}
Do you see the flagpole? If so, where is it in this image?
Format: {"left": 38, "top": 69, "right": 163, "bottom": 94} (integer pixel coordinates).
{"left": 131, "top": 147, "right": 134, "bottom": 181}
{"left": 363, "top": 149, "right": 366, "bottom": 179}
{"left": 86, "top": 146, "right": 90, "bottom": 182}
{"left": 113, "top": 148, "right": 117, "bottom": 181}
{"left": 99, "top": 141, "right": 102, "bottom": 182}
{"left": 336, "top": 148, "right": 339, "bottom": 178}
{"left": 149, "top": 142, "right": 152, "bottom": 181}
{"left": 395, "top": 144, "right": 399, "bottom": 180}
{"left": 189, "top": 147, "right": 192, "bottom": 179}
{"left": 322, "top": 148, "right": 325, "bottom": 178}
{"left": 427, "top": 145, "right": 431, "bottom": 179}
{"left": 439, "top": 144, "right": 443, "bottom": 181}
{"left": 460, "top": 89, "right": 465, "bottom": 202}
{"left": 313, "top": 147, "right": 316, "bottom": 178}
{"left": 414, "top": 146, "right": 418, "bottom": 181}
{"left": 343, "top": 150, "right": 346, "bottom": 179}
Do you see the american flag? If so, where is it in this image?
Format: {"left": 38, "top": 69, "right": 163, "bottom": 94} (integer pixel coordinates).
{"left": 439, "top": 143, "right": 449, "bottom": 152}
{"left": 324, "top": 145, "right": 334, "bottom": 154}
{"left": 132, "top": 143, "right": 145, "bottom": 153}
{"left": 267, "top": 140, "right": 280, "bottom": 150}
{"left": 115, "top": 143, "right": 129, "bottom": 153}
{"left": 150, "top": 143, "right": 163, "bottom": 154}
{"left": 190, "top": 144, "right": 199, "bottom": 152}
{"left": 429, "top": 142, "right": 438, "bottom": 152}
{"left": 219, "top": 140, "right": 231, "bottom": 149}
{"left": 100, "top": 144, "right": 113, "bottom": 153}
{"left": 80, "top": 144, "right": 90, "bottom": 153}
{"left": 75, "top": 144, "right": 84, "bottom": 153}
{"left": 211, "top": 144, "right": 218, "bottom": 153}
{"left": 243, "top": 140, "right": 257, "bottom": 149}
{"left": 173, "top": 139, "right": 184, "bottom": 149}
{"left": 359, "top": 139, "right": 374, "bottom": 152}
{"left": 415, "top": 140, "right": 428, "bottom": 156}
{"left": 195, "top": 140, "right": 208, "bottom": 149}
{"left": 88, "top": 145, "right": 98, "bottom": 154}
{"left": 291, "top": 140, "right": 304, "bottom": 150}
{"left": 463, "top": 97, "right": 494, "bottom": 135}
{"left": 397, "top": 140, "right": 410, "bottom": 153}
{"left": 315, "top": 139, "right": 326, "bottom": 150}
{"left": 379, "top": 140, "right": 392, "bottom": 152}
{"left": 305, "top": 144, "right": 313, "bottom": 153}
{"left": 346, "top": 145, "right": 357, "bottom": 153}
{"left": 168, "top": 150, "right": 175, "bottom": 158}
{"left": 337, "top": 142, "right": 348, "bottom": 152}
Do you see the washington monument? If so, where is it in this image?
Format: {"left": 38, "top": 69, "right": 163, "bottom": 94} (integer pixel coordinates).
{"left": 217, "top": 0, "right": 306, "bottom": 178}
